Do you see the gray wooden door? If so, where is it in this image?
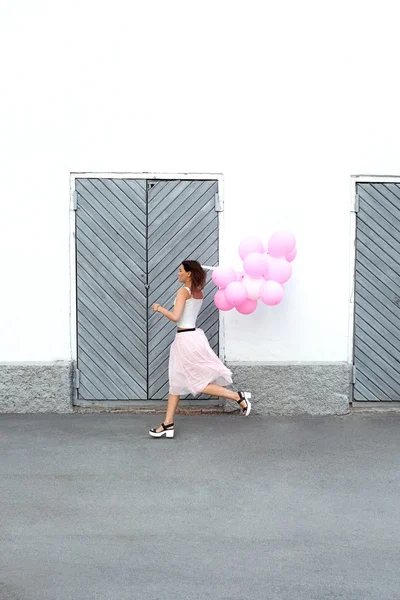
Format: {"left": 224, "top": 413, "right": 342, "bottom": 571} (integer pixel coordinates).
{"left": 148, "top": 180, "right": 219, "bottom": 399}
{"left": 354, "top": 182, "right": 400, "bottom": 401}
{"left": 75, "top": 178, "right": 219, "bottom": 401}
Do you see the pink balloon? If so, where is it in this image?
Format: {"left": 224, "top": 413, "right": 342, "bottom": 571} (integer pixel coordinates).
{"left": 243, "top": 252, "right": 269, "bottom": 278}
{"left": 236, "top": 298, "right": 258, "bottom": 314}
{"left": 242, "top": 275, "right": 263, "bottom": 300}
{"left": 214, "top": 289, "right": 234, "bottom": 311}
{"left": 237, "top": 270, "right": 245, "bottom": 280}
{"left": 268, "top": 231, "right": 296, "bottom": 258}
{"left": 225, "top": 281, "right": 248, "bottom": 307}
{"left": 239, "top": 236, "right": 265, "bottom": 261}
{"left": 286, "top": 247, "right": 297, "bottom": 262}
{"left": 260, "top": 280, "right": 284, "bottom": 306}
{"left": 264, "top": 256, "right": 292, "bottom": 284}
{"left": 212, "top": 266, "right": 237, "bottom": 289}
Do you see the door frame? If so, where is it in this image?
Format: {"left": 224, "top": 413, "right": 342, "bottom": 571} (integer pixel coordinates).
{"left": 69, "top": 172, "right": 225, "bottom": 404}
{"left": 349, "top": 175, "right": 400, "bottom": 403}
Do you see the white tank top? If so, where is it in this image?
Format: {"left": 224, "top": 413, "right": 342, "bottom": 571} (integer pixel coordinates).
{"left": 174, "top": 286, "right": 203, "bottom": 329}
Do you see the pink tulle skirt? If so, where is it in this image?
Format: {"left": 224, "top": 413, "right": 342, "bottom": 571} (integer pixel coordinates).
{"left": 169, "top": 328, "right": 233, "bottom": 396}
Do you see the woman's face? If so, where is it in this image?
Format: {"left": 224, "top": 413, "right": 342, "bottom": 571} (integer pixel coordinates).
{"left": 178, "top": 264, "right": 190, "bottom": 283}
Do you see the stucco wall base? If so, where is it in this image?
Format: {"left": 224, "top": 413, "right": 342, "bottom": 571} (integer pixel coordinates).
{"left": 0, "top": 362, "right": 74, "bottom": 413}
{"left": 0, "top": 361, "right": 351, "bottom": 416}
{"left": 225, "top": 362, "right": 351, "bottom": 416}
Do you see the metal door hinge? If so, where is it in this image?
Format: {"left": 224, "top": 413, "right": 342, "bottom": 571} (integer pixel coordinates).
{"left": 75, "top": 369, "right": 80, "bottom": 389}
{"left": 354, "top": 192, "right": 359, "bottom": 213}
{"left": 214, "top": 192, "right": 223, "bottom": 212}
{"left": 352, "top": 365, "right": 356, "bottom": 384}
{"left": 73, "top": 190, "right": 78, "bottom": 211}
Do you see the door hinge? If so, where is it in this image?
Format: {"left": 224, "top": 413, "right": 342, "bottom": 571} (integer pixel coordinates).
{"left": 75, "top": 369, "right": 80, "bottom": 389}
{"left": 214, "top": 192, "right": 223, "bottom": 212}
{"left": 352, "top": 365, "right": 356, "bottom": 385}
{"left": 354, "top": 192, "right": 359, "bottom": 213}
{"left": 73, "top": 190, "right": 78, "bottom": 211}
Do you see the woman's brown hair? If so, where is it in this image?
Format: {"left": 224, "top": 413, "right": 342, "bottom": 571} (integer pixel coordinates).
{"left": 182, "top": 260, "right": 207, "bottom": 291}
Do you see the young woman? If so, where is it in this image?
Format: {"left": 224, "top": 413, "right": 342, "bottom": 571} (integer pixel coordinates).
{"left": 149, "top": 260, "right": 252, "bottom": 438}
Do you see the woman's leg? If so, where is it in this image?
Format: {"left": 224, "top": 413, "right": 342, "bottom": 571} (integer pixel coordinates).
{"left": 201, "top": 384, "right": 246, "bottom": 408}
{"left": 155, "top": 394, "right": 180, "bottom": 432}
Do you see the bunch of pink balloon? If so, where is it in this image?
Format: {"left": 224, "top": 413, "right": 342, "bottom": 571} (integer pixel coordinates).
{"left": 212, "top": 231, "right": 297, "bottom": 315}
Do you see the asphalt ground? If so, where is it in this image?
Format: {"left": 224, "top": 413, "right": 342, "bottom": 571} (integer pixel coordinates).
{"left": 1, "top": 412, "right": 399, "bottom": 600}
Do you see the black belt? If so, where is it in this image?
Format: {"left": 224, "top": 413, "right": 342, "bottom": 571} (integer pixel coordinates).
{"left": 177, "top": 328, "right": 196, "bottom": 333}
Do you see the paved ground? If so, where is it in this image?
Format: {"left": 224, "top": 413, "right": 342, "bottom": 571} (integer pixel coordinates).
{"left": 0, "top": 412, "right": 399, "bottom": 600}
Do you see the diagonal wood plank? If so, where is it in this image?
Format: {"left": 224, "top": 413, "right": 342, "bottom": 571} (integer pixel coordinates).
{"left": 354, "top": 183, "right": 400, "bottom": 401}
{"left": 147, "top": 180, "right": 219, "bottom": 400}
{"left": 76, "top": 178, "right": 147, "bottom": 401}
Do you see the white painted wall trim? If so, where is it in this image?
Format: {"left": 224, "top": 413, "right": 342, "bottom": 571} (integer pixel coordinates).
{"left": 351, "top": 175, "right": 400, "bottom": 181}
{"left": 347, "top": 177, "right": 357, "bottom": 365}
{"left": 69, "top": 178, "right": 77, "bottom": 364}
{"left": 68, "top": 172, "right": 226, "bottom": 373}
{"left": 347, "top": 175, "right": 400, "bottom": 365}
{"left": 70, "top": 172, "right": 223, "bottom": 180}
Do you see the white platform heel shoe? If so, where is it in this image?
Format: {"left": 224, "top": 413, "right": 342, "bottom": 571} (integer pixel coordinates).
{"left": 149, "top": 422, "right": 175, "bottom": 438}
{"left": 237, "top": 392, "right": 252, "bottom": 416}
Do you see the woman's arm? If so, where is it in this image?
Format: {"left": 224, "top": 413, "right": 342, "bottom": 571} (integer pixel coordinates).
{"left": 152, "top": 288, "right": 189, "bottom": 323}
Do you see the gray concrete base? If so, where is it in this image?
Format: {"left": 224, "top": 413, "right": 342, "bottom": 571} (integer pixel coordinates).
{"left": 0, "top": 362, "right": 74, "bottom": 413}
{"left": 0, "top": 361, "right": 351, "bottom": 415}
{"left": 226, "top": 361, "right": 351, "bottom": 415}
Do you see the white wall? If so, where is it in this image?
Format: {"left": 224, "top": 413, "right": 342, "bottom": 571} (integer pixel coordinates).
{"left": 1, "top": 0, "right": 400, "bottom": 363}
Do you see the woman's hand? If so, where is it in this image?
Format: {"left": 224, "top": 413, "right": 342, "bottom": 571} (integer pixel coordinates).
{"left": 152, "top": 288, "right": 188, "bottom": 322}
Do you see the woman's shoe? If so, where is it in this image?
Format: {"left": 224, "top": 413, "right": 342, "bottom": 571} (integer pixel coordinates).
{"left": 237, "top": 392, "right": 252, "bottom": 416}
{"left": 149, "top": 422, "right": 175, "bottom": 438}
